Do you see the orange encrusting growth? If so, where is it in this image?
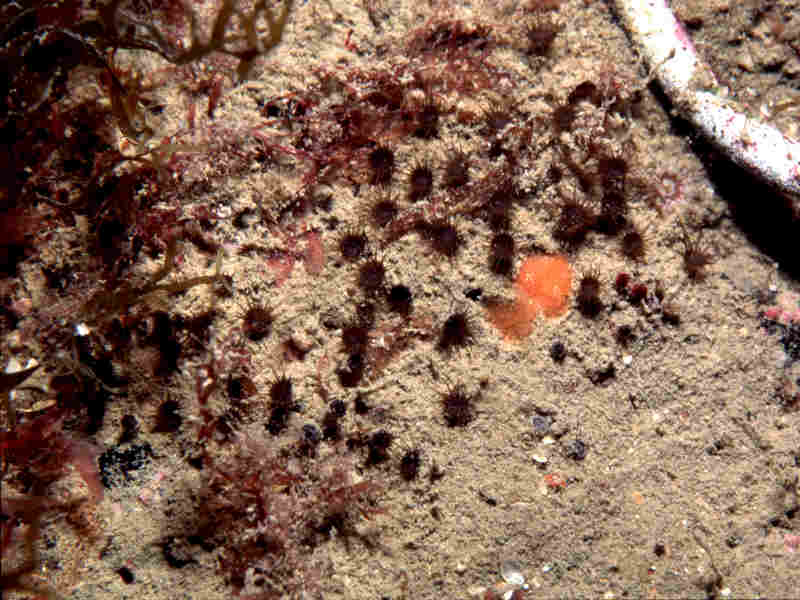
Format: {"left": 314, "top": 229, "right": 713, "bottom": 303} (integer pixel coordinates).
{"left": 487, "top": 254, "right": 572, "bottom": 340}
{"left": 516, "top": 254, "right": 572, "bottom": 317}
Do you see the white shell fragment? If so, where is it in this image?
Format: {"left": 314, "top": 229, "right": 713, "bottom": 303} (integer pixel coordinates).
{"left": 500, "top": 559, "right": 526, "bottom": 586}
{"left": 5, "top": 357, "right": 39, "bottom": 387}
{"left": 5, "top": 356, "right": 22, "bottom": 374}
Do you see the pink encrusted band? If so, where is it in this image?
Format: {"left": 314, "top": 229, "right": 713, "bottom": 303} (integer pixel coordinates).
{"left": 613, "top": 0, "right": 800, "bottom": 203}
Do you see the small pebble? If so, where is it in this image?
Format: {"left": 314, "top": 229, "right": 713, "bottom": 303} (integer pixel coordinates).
{"left": 565, "top": 439, "right": 587, "bottom": 461}
{"left": 530, "top": 415, "right": 551, "bottom": 435}
{"left": 549, "top": 340, "right": 567, "bottom": 362}
{"left": 500, "top": 559, "right": 525, "bottom": 586}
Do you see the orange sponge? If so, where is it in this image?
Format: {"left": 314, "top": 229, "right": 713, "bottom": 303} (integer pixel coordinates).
{"left": 516, "top": 254, "right": 572, "bottom": 317}
{"left": 487, "top": 254, "right": 572, "bottom": 340}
